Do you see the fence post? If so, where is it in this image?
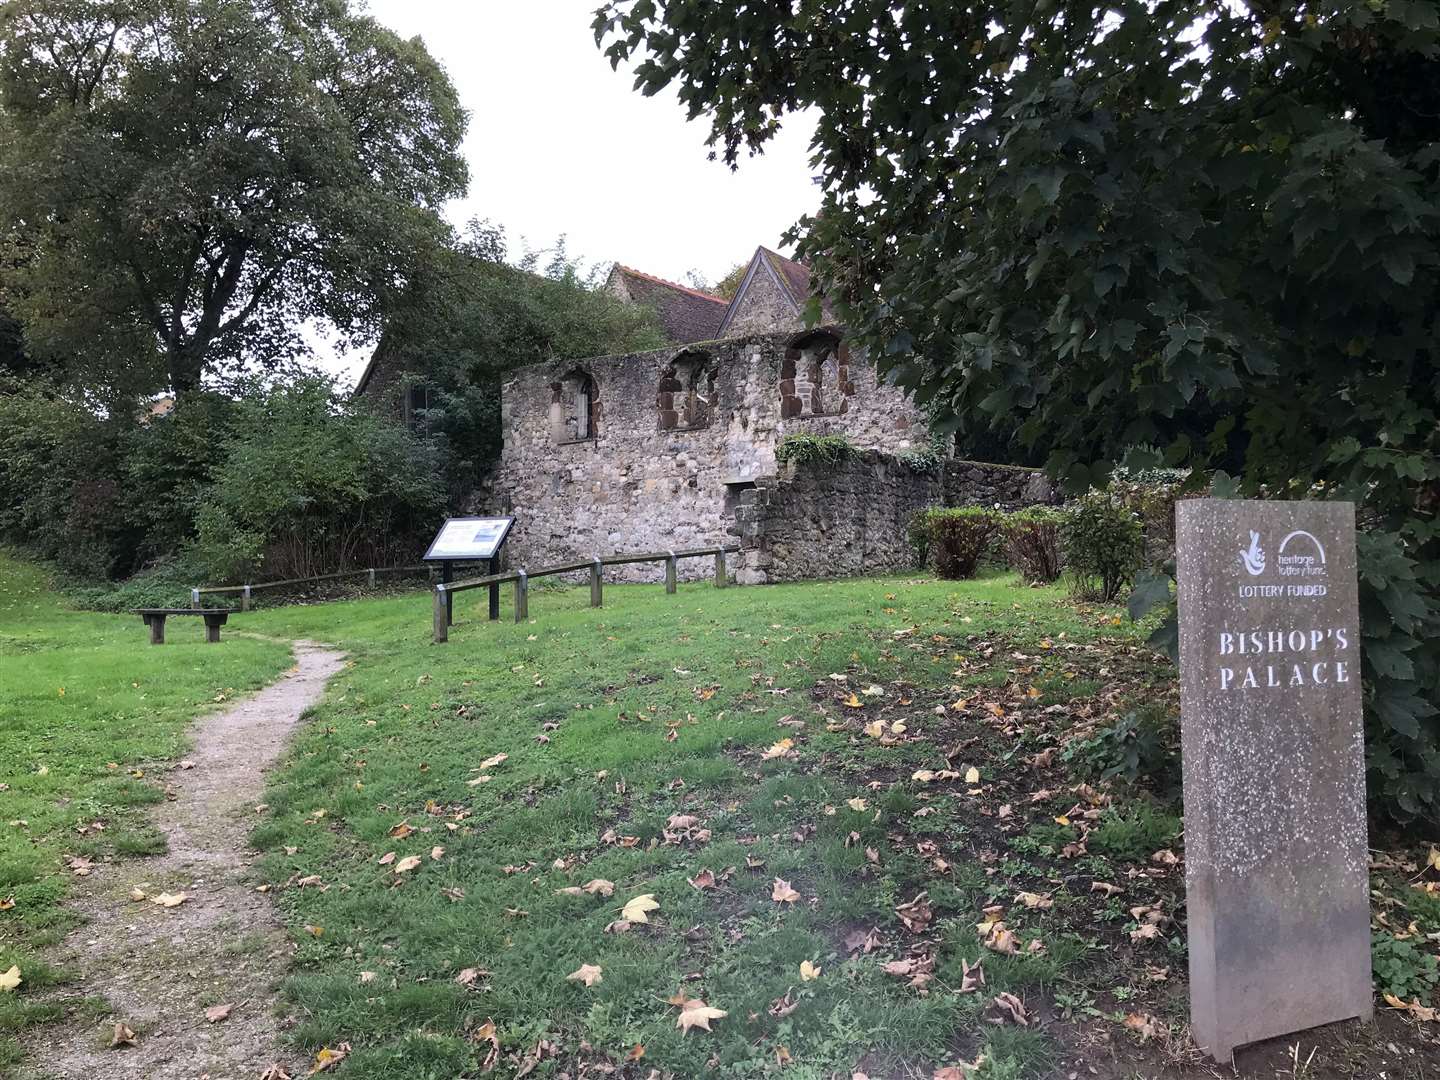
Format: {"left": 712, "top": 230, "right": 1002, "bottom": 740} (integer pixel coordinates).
{"left": 433, "top": 585, "right": 449, "bottom": 644}
{"left": 590, "top": 557, "right": 603, "bottom": 608}
{"left": 368, "top": 568, "right": 376, "bottom": 588}
{"left": 514, "top": 570, "right": 528, "bottom": 623}
{"left": 241, "top": 584, "right": 251, "bottom": 612}
{"left": 714, "top": 549, "right": 727, "bottom": 588}
{"left": 191, "top": 588, "right": 200, "bottom": 610}
{"left": 665, "top": 550, "right": 677, "bottom": 595}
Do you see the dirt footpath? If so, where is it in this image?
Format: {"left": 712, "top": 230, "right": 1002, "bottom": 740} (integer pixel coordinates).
{"left": 29, "top": 640, "right": 345, "bottom": 1080}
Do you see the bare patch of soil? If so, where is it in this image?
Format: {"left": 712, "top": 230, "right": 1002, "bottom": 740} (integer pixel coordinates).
{"left": 24, "top": 641, "right": 344, "bottom": 1080}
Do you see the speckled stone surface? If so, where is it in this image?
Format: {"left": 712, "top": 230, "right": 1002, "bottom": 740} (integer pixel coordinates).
{"left": 1177, "top": 499, "right": 1371, "bottom": 1061}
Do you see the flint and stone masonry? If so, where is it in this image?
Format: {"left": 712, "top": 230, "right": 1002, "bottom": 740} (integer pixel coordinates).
{"left": 1176, "top": 500, "right": 1371, "bottom": 1062}
{"left": 489, "top": 329, "right": 932, "bottom": 580}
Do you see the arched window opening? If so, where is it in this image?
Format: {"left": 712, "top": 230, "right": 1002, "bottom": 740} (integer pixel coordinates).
{"left": 779, "top": 332, "right": 851, "bottom": 418}
{"left": 658, "top": 351, "right": 716, "bottom": 431}
{"left": 550, "top": 368, "right": 598, "bottom": 443}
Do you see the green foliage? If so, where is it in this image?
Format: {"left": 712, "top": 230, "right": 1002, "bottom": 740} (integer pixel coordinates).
{"left": 371, "top": 223, "right": 666, "bottom": 487}
{"left": 0, "top": 0, "right": 466, "bottom": 394}
{"left": 1086, "top": 802, "right": 1182, "bottom": 862}
{"left": 1061, "top": 493, "right": 1144, "bottom": 602}
{"left": 64, "top": 554, "right": 207, "bottom": 613}
{"left": 1000, "top": 507, "right": 1063, "bottom": 584}
{"left": 921, "top": 507, "right": 1000, "bottom": 580}
{"left": 1372, "top": 933, "right": 1439, "bottom": 1005}
{"left": 774, "top": 433, "right": 859, "bottom": 467}
{"left": 711, "top": 260, "right": 748, "bottom": 300}
{"left": 1067, "top": 705, "right": 1180, "bottom": 792}
{"left": 897, "top": 447, "right": 942, "bottom": 475}
{"left": 906, "top": 508, "right": 934, "bottom": 568}
{"left": 192, "top": 378, "right": 444, "bottom": 582}
{"left": 592, "top": 0, "right": 1440, "bottom": 828}
{"left": 1108, "top": 465, "right": 1189, "bottom": 551}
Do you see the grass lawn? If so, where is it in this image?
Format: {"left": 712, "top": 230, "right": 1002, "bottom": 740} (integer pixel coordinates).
{"left": 4, "top": 557, "right": 1438, "bottom": 1078}
{"left": 0, "top": 553, "right": 294, "bottom": 1069}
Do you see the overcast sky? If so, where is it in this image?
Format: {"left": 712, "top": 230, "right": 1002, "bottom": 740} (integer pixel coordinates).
{"left": 321, "top": 0, "right": 820, "bottom": 386}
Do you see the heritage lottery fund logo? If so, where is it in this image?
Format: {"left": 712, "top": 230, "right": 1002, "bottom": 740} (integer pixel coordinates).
{"left": 1219, "top": 525, "right": 1349, "bottom": 691}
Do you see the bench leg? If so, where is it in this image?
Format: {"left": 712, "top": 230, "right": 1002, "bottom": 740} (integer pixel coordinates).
{"left": 204, "top": 617, "right": 222, "bottom": 644}
{"left": 148, "top": 615, "right": 165, "bottom": 645}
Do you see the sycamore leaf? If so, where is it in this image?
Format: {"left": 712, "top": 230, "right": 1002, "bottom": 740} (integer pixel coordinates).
{"left": 799, "top": 959, "right": 821, "bottom": 981}
{"left": 393, "top": 855, "right": 422, "bottom": 873}
{"left": 583, "top": 878, "right": 615, "bottom": 897}
{"left": 846, "top": 797, "right": 868, "bottom": 812}
{"left": 842, "top": 693, "right": 864, "bottom": 708}
{"left": 676, "top": 999, "right": 728, "bottom": 1033}
{"left": 566, "top": 963, "right": 603, "bottom": 987}
{"left": 863, "top": 720, "right": 885, "bottom": 738}
{"left": 761, "top": 738, "right": 794, "bottom": 761}
{"left": 0, "top": 966, "right": 20, "bottom": 992}
{"left": 620, "top": 893, "right": 660, "bottom": 923}
{"left": 771, "top": 878, "right": 800, "bottom": 903}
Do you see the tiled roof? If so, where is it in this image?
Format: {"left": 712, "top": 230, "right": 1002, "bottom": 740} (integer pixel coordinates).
{"left": 611, "top": 265, "right": 728, "bottom": 344}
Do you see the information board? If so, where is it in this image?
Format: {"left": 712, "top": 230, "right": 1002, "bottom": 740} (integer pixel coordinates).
{"left": 424, "top": 516, "right": 514, "bottom": 562}
{"left": 1176, "top": 500, "right": 1370, "bottom": 1061}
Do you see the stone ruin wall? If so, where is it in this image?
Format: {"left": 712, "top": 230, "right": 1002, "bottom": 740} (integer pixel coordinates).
{"left": 485, "top": 329, "right": 927, "bottom": 581}
{"left": 731, "top": 454, "right": 1058, "bottom": 585}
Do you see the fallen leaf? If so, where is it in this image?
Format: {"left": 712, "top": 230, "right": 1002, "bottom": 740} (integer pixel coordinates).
{"left": 151, "top": 892, "right": 188, "bottom": 908}
{"left": 1016, "top": 891, "right": 1053, "bottom": 910}
{"left": 988, "top": 991, "right": 1029, "bottom": 1026}
{"left": 377, "top": 851, "right": 396, "bottom": 865}
{"left": 388, "top": 821, "right": 413, "bottom": 839}
{"left": 895, "top": 891, "right": 933, "bottom": 932}
{"left": 1123, "top": 1011, "right": 1162, "bottom": 1039}
{"left": 430, "top": 845, "right": 444, "bottom": 861}
{"left": 842, "top": 693, "right": 864, "bottom": 708}
{"left": 582, "top": 878, "right": 615, "bottom": 897}
{"left": 676, "top": 999, "right": 728, "bottom": 1033}
{"left": 625, "top": 1043, "right": 645, "bottom": 1062}
{"left": 358, "top": 971, "right": 378, "bottom": 984}
{"left": 309, "top": 1043, "right": 350, "bottom": 1073}
{"left": 0, "top": 966, "right": 20, "bottom": 992}
{"left": 846, "top": 797, "right": 868, "bottom": 812}
{"left": 771, "top": 878, "right": 800, "bottom": 903}
{"left": 964, "top": 766, "right": 981, "bottom": 785}
{"left": 566, "top": 963, "right": 603, "bottom": 987}
{"left": 863, "top": 720, "right": 885, "bottom": 738}
{"left": 687, "top": 868, "right": 716, "bottom": 890}
{"left": 761, "top": 738, "right": 794, "bottom": 761}
{"left": 620, "top": 893, "right": 660, "bottom": 923}
{"left": 393, "top": 855, "right": 422, "bottom": 874}
{"left": 129, "top": 887, "right": 147, "bottom": 902}
{"left": 204, "top": 1002, "right": 233, "bottom": 1023}
{"left": 260, "top": 1066, "right": 293, "bottom": 1080}
{"left": 478, "top": 753, "right": 508, "bottom": 770}
{"left": 110, "top": 1022, "right": 137, "bottom": 1048}
{"left": 799, "top": 959, "right": 821, "bottom": 981}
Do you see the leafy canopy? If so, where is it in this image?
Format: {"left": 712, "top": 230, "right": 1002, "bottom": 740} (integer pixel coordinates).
{"left": 0, "top": 0, "right": 467, "bottom": 396}
{"left": 595, "top": 1, "right": 1440, "bottom": 825}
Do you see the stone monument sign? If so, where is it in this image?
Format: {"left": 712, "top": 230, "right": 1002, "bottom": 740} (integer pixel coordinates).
{"left": 1176, "top": 499, "right": 1371, "bottom": 1061}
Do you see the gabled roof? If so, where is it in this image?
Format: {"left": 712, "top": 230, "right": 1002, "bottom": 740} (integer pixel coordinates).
{"left": 714, "top": 245, "right": 833, "bottom": 338}
{"left": 606, "top": 265, "right": 729, "bottom": 345}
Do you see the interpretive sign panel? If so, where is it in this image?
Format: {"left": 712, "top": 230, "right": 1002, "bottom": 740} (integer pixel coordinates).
{"left": 424, "top": 517, "right": 514, "bottom": 562}
{"left": 1176, "top": 499, "right": 1370, "bottom": 1061}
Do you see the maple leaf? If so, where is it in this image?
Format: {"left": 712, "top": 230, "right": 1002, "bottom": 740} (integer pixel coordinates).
{"left": 583, "top": 878, "right": 615, "bottom": 897}
{"left": 1016, "top": 891, "right": 1053, "bottom": 910}
{"left": 110, "top": 1022, "right": 137, "bottom": 1048}
{"left": 388, "top": 821, "right": 413, "bottom": 839}
{"left": 676, "top": 999, "right": 728, "bottom": 1033}
{"left": 799, "top": 959, "right": 821, "bottom": 981}
{"left": 863, "top": 720, "right": 885, "bottom": 738}
{"left": 842, "top": 693, "right": 864, "bottom": 708}
{"left": 151, "top": 892, "right": 188, "bottom": 908}
{"left": 566, "top": 963, "right": 603, "bottom": 987}
{"left": 771, "top": 878, "right": 800, "bottom": 903}
{"left": 895, "top": 892, "right": 933, "bottom": 932}
{"left": 761, "top": 738, "right": 794, "bottom": 761}
{"left": 0, "top": 966, "right": 20, "bottom": 992}
{"left": 620, "top": 893, "right": 660, "bottom": 923}
{"left": 964, "top": 766, "right": 981, "bottom": 785}
{"left": 687, "top": 868, "right": 716, "bottom": 890}
{"left": 309, "top": 1043, "right": 351, "bottom": 1074}
{"left": 393, "top": 855, "right": 422, "bottom": 873}
{"left": 478, "top": 753, "right": 508, "bottom": 770}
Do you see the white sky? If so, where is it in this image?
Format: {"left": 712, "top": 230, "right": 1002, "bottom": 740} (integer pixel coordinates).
{"left": 319, "top": 0, "right": 821, "bottom": 387}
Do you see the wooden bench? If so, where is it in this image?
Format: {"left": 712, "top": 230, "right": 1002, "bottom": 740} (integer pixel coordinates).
{"left": 134, "top": 608, "right": 238, "bottom": 645}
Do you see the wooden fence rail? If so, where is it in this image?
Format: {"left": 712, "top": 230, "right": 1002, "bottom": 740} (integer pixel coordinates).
{"left": 192, "top": 564, "right": 430, "bottom": 611}
{"left": 432, "top": 545, "right": 740, "bottom": 643}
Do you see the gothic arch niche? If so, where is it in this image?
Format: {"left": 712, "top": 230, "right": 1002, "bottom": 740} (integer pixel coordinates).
{"left": 779, "top": 330, "right": 851, "bottom": 419}
{"left": 550, "top": 368, "right": 599, "bottom": 443}
{"left": 658, "top": 350, "right": 717, "bottom": 431}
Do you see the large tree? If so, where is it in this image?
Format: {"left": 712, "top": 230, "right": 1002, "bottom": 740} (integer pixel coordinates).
{"left": 596, "top": 1, "right": 1440, "bottom": 824}
{"left": 0, "top": 0, "right": 467, "bottom": 395}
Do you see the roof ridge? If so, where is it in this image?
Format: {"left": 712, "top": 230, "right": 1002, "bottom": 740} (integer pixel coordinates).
{"left": 614, "top": 264, "right": 728, "bottom": 305}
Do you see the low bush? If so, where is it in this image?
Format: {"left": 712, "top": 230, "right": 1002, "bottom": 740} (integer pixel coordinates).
{"left": 774, "top": 433, "right": 858, "bottom": 467}
{"left": 1001, "top": 507, "right": 1064, "bottom": 583}
{"left": 65, "top": 555, "right": 207, "bottom": 613}
{"left": 1372, "top": 933, "right": 1439, "bottom": 1005}
{"left": 1061, "top": 491, "right": 1145, "bottom": 601}
{"left": 926, "top": 507, "right": 1000, "bottom": 580}
{"left": 906, "top": 509, "right": 934, "bottom": 568}
{"left": 1086, "top": 802, "right": 1182, "bottom": 861}
{"left": 1066, "top": 704, "right": 1180, "bottom": 792}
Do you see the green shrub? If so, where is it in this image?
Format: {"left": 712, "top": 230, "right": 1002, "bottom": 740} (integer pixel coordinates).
{"left": 926, "top": 507, "right": 1000, "bottom": 580}
{"left": 1086, "top": 802, "right": 1182, "bottom": 861}
{"left": 190, "top": 378, "right": 446, "bottom": 583}
{"left": 1372, "top": 933, "right": 1439, "bottom": 1005}
{"left": 1001, "top": 507, "right": 1064, "bottom": 584}
{"left": 65, "top": 554, "right": 207, "bottom": 612}
{"left": 1109, "top": 464, "right": 1188, "bottom": 552}
{"left": 906, "top": 508, "right": 934, "bottom": 568}
{"left": 898, "top": 447, "right": 942, "bottom": 475}
{"left": 774, "top": 433, "right": 858, "bottom": 467}
{"left": 1066, "top": 704, "right": 1179, "bottom": 791}
{"left": 1061, "top": 491, "right": 1144, "bottom": 601}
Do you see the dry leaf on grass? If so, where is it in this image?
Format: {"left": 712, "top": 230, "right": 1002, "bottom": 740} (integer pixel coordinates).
{"left": 1016, "top": 891, "right": 1052, "bottom": 910}
{"left": 150, "top": 892, "right": 188, "bottom": 908}
{"left": 771, "top": 878, "right": 800, "bottom": 903}
{"left": 110, "top": 1022, "right": 136, "bottom": 1048}
{"left": 760, "top": 738, "right": 795, "bottom": 761}
{"left": 393, "top": 855, "right": 422, "bottom": 874}
{"left": 566, "top": 963, "right": 603, "bottom": 987}
{"left": 799, "top": 960, "right": 821, "bottom": 981}
{"left": 0, "top": 966, "right": 20, "bottom": 992}
{"left": 203, "top": 1002, "right": 233, "bottom": 1023}
{"left": 625, "top": 1043, "right": 645, "bottom": 1061}
{"left": 676, "top": 999, "right": 727, "bottom": 1033}
{"left": 987, "top": 991, "right": 1029, "bottom": 1026}
{"left": 308, "top": 1043, "right": 350, "bottom": 1073}
{"left": 1383, "top": 993, "right": 1439, "bottom": 1022}
{"left": 895, "top": 892, "right": 932, "bottom": 932}
{"left": 687, "top": 868, "right": 716, "bottom": 890}
{"left": 259, "top": 1066, "right": 293, "bottom": 1080}
{"left": 1122, "top": 1012, "right": 1162, "bottom": 1039}
{"left": 478, "top": 753, "right": 508, "bottom": 770}
{"left": 620, "top": 894, "right": 660, "bottom": 923}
